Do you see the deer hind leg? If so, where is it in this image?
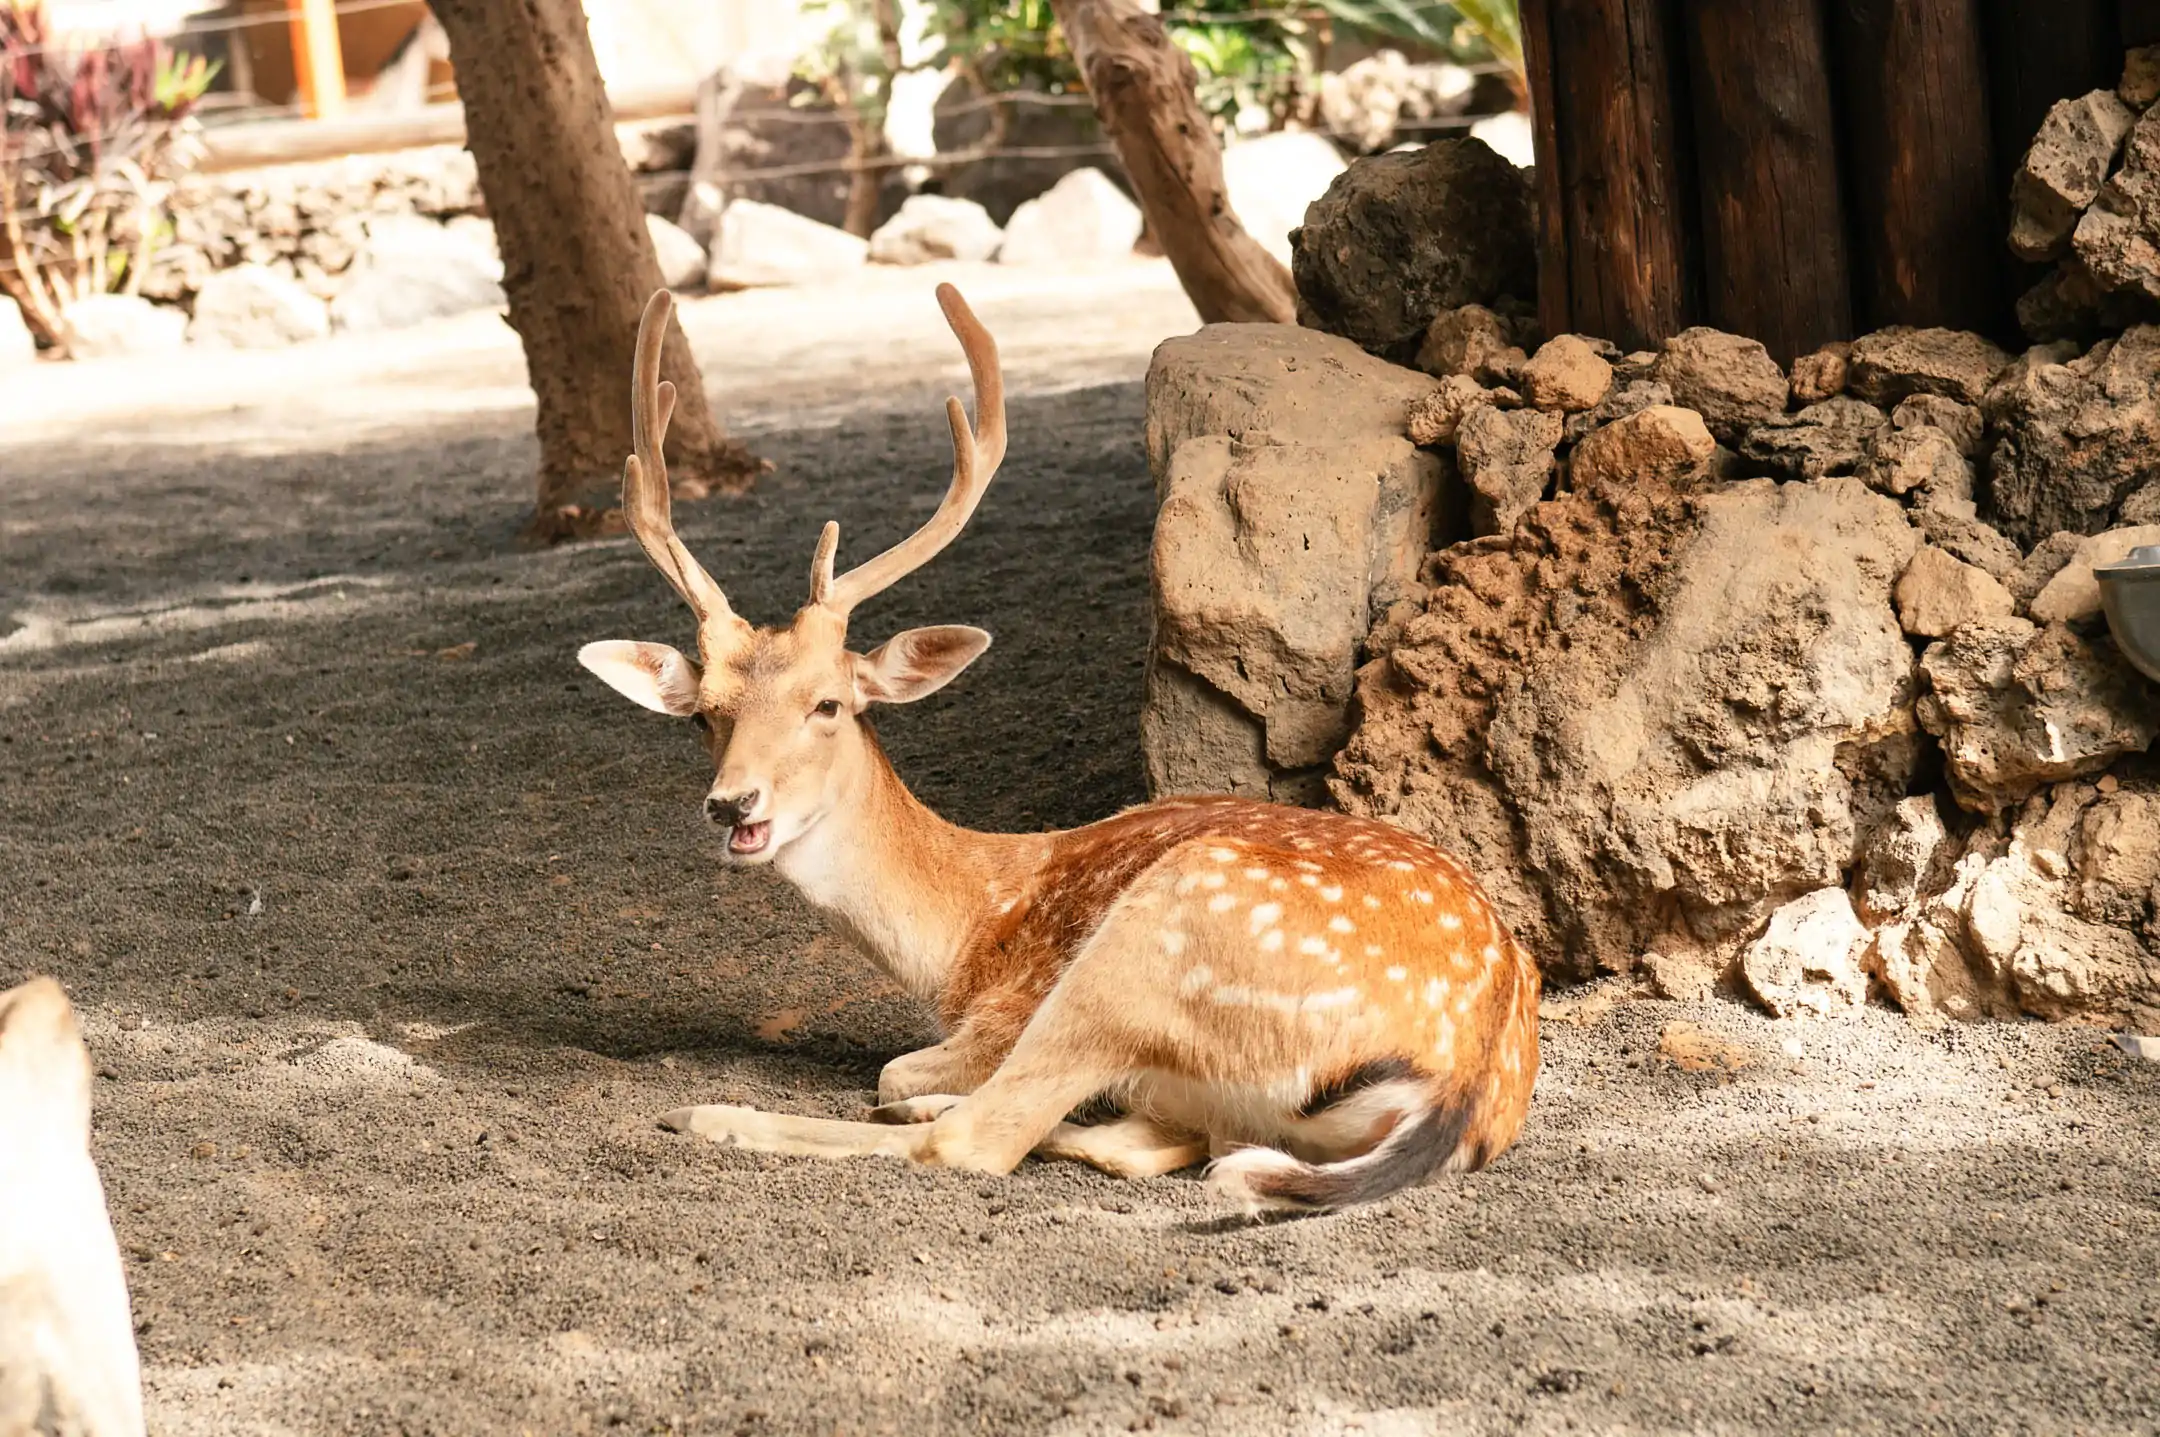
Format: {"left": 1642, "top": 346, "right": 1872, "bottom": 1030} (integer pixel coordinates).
{"left": 659, "top": 1103, "right": 936, "bottom": 1161}
{"left": 1035, "top": 1114, "right": 1208, "bottom": 1178}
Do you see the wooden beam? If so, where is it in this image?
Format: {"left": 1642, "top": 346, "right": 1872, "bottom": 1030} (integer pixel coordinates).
{"left": 1983, "top": 0, "right": 2121, "bottom": 180}
{"left": 198, "top": 85, "right": 696, "bottom": 173}
{"left": 1518, "top": 0, "right": 1700, "bottom": 352}
{"left": 1679, "top": 0, "right": 1851, "bottom": 363}
{"left": 1832, "top": 0, "right": 2006, "bottom": 334}
{"left": 289, "top": 0, "right": 348, "bottom": 120}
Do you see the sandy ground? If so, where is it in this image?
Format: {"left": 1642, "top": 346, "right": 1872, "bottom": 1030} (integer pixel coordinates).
{"left": 3, "top": 260, "right": 2158, "bottom": 1436}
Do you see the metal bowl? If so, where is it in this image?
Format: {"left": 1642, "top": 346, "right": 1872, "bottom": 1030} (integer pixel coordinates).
{"left": 2094, "top": 544, "right": 2160, "bottom": 683}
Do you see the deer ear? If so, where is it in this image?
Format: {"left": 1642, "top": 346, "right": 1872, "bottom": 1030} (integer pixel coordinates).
{"left": 852, "top": 626, "right": 990, "bottom": 708}
{"left": 578, "top": 641, "right": 702, "bottom": 716}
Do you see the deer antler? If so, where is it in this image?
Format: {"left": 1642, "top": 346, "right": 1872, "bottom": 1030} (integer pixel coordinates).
{"left": 623, "top": 291, "right": 742, "bottom": 644}
{"left": 815, "top": 283, "right": 1007, "bottom": 618}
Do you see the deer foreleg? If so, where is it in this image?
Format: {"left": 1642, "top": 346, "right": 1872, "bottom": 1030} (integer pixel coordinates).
{"left": 1034, "top": 1114, "right": 1208, "bottom": 1178}
{"left": 659, "top": 1103, "right": 935, "bottom": 1161}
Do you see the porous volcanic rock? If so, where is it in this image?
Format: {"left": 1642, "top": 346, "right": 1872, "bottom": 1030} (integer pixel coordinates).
{"left": 2010, "top": 90, "right": 2137, "bottom": 262}
{"left": 1291, "top": 138, "right": 1536, "bottom": 363}
{"left": 1847, "top": 327, "right": 2011, "bottom": 407}
{"left": 1334, "top": 474, "right": 1920, "bottom": 977}
{"left": 1984, "top": 326, "right": 2160, "bottom": 545}
{"left": 1652, "top": 328, "right": 1787, "bottom": 442}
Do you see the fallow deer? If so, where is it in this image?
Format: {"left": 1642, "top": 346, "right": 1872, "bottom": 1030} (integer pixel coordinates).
{"left": 577, "top": 286, "right": 1540, "bottom": 1211}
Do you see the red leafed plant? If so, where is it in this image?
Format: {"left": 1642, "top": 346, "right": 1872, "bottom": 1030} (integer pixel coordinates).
{"left": 1, "top": 0, "right": 213, "bottom": 352}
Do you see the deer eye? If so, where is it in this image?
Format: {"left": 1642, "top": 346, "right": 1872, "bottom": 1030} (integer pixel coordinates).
{"left": 689, "top": 712, "right": 710, "bottom": 731}
{"left": 814, "top": 699, "right": 843, "bottom": 719}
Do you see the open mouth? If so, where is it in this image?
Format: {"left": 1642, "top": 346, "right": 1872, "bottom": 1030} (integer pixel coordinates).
{"left": 727, "top": 821, "right": 773, "bottom": 856}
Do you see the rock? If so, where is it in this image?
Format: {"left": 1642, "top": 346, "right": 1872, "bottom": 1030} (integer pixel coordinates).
{"left": 997, "top": 168, "right": 1142, "bottom": 265}
{"left": 1862, "top": 425, "right": 1972, "bottom": 502}
{"left": 2074, "top": 109, "right": 2160, "bottom": 301}
{"left": 1145, "top": 324, "right": 1449, "bottom": 803}
{"left": 867, "top": 194, "right": 1003, "bottom": 265}
{"left": 1853, "top": 795, "right": 1954, "bottom": 922}
{"left": 1984, "top": 326, "right": 2160, "bottom": 545}
{"left": 1316, "top": 50, "right": 1475, "bottom": 153}
{"left": 1477, "top": 345, "right": 1529, "bottom": 388}
{"left": 1406, "top": 373, "right": 1511, "bottom": 446}
{"left": 2010, "top": 531, "right": 2085, "bottom": 609}
{"left": 1741, "top": 888, "right": 1872, "bottom": 1017}
{"left": 1890, "top": 393, "right": 1985, "bottom": 459}
{"left": 1652, "top": 328, "right": 1788, "bottom": 442}
{"left": 1916, "top": 509, "right": 2024, "bottom": 581}
{"left": 329, "top": 215, "right": 503, "bottom": 332}
{"left": 0, "top": 295, "right": 34, "bottom": 369}
{"left": 1895, "top": 546, "right": 2016, "bottom": 638}
{"left": 1738, "top": 396, "right": 1887, "bottom": 480}
{"left": 1413, "top": 303, "right": 1516, "bottom": 379}
{"left": 1335, "top": 474, "right": 1921, "bottom": 977}
{"left": 1789, "top": 343, "right": 1850, "bottom": 405}
{"left": 707, "top": 200, "right": 868, "bottom": 289}
{"left": 2124, "top": 45, "right": 2160, "bottom": 109}
{"left": 1959, "top": 834, "right": 2158, "bottom": 1022}
{"left": 1569, "top": 405, "right": 1716, "bottom": 489}
{"left": 1848, "top": 326, "right": 2011, "bottom": 407}
{"left": 1456, "top": 405, "right": 1563, "bottom": 536}
{"left": 2009, "top": 90, "right": 2137, "bottom": 262}
{"left": 59, "top": 294, "right": 186, "bottom": 358}
{"left": 2071, "top": 783, "right": 2160, "bottom": 928}
{"left": 1868, "top": 916, "right": 1996, "bottom": 1021}
{"left": 0, "top": 979, "right": 145, "bottom": 1437}
{"left": 645, "top": 213, "right": 707, "bottom": 289}
{"left": 2029, "top": 524, "right": 2160, "bottom": 624}
{"left": 1223, "top": 130, "right": 1349, "bottom": 267}
{"left": 2119, "top": 479, "right": 2160, "bottom": 525}
{"left": 1290, "top": 139, "right": 1536, "bottom": 362}
{"left": 1563, "top": 377, "right": 1674, "bottom": 444}
{"left": 1519, "top": 335, "right": 1612, "bottom": 413}
{"left": 1917, "top": 616, "right": 2157, "bottom": 811}
{"left": 186, "top": 263, "right": 331, "bottom": 348}
{"left": 1640, "top": 950, "right": 1717, "bottom": 1002}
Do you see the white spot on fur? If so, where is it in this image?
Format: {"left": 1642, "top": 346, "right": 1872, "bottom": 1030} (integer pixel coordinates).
{"left": 1483, "top": 944, "right": 1500, "bottom": 962}
{"left": 1363, "top": 894, "right": 1382, "bottom": 910}
{"left": 1329, "top": 915, "right": 1355, "bottom": 934}
{"left": 1365, "top": 944, "right": 1383, "bottom": 957}
{"left": 1411, "top": 890, "right": 1433, "bottom": 904}
{"left": 1176, "top": 874, "right": 1202, "bottom": 897}
{"left": 1425, "top": 978, "right": 1445, "bottom": 1006}
{"left": 1201, "top": 873, "right": 1226, "bottom": 890}
{"left": 1249, "top": 902, "right": 1282, "bottom": 932}
{"left": 1300, "top": 987, "right": 1362, "bottom": 1012}
{"left": 1320, "top": 885, "right": 1343, "bottom": 902}
{"left": 1259, "top": 929, "right": 1284, "bottom": 953}
{"left": 1161, "top": 930, "right": 1186, "bottom": 956}
{"left": 1298, "top": 936, "right": 1328, "bottom": 956}
{"left": 1439, "top": 912, "right": 1462, "bottom": 931}
{"left": 1208, "top": 893, "right": 1238, "bottom": 913}
{"left": 1299, "top": 874, "right": 1320, "bottom": 888}
{"left": 1208, "top": 847, "right": 1236, "bottom": 862}
{"left": 1390, "top": 861, "right": 1415, "bottom": 872}
{"left": 1179, "top": 965, "right": 1215, "bottom": 996}
{"left": 1243, "top": 867, "right": 1270, "bottom": 881}
{"left": 1000, "top": 898, "right": 1018, "bottom": 914}
{"left": 1386, "top": 966, "right": 1407, "bottom": 982}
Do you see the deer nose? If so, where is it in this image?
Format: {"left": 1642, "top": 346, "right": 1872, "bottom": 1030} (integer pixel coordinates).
{"left": 705, "top": 790, "right": 759, "bottom": 827}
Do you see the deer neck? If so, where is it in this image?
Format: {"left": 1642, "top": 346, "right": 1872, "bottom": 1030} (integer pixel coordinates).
{"left": 773, "top": 727, "right": 1043, "bottom": 1007}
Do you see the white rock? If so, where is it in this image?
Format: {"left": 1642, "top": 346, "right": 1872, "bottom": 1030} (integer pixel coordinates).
{"left": 1741, "top": 887, "right": 1872, "bottom": 1017}
{"left": 330, "top": 214, "right": 505, "bottom": 332}
{"left": 868, "top": 194, "right": 1004, "bottom": 265}
{"left": 1469, "top": 110, "right": 1536, "bottom": 168}
{"left": 997, "top": 168, "right": 1143, "bottom": 265}
{"left": 2029, "top": 524, "right": 2160, "bottom": 625}
{"left": 60, "top": 294, "right": 186, "bottom": 358}
{"left": 708, "top": 199, "right": 868, "bottom": 289}
{"left": 645, "top": 213, "right": 707, "bottom": 290}
{"left": 187, "top": 263, "right": 331, "bottom": 349}
{"left": 1222, "top": 130, "right": 1348, "bottom": 264}
{"left": 0, "top": 295, "right": 34, "bottom": 369}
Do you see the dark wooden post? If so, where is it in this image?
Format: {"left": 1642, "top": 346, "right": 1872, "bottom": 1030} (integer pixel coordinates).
{"left": 2125, "top": 0, "right": 2160, "bottom": 45}
{"left": 1832, "top": 0, "right": 2005, "bottom": 334}
{"left": 1518, "top": 0, "right": 1700, "bottom": 352}
{"left": 1678, "top": 0, "right": 1851, "bottom": 363}
{"left": 1983, "top": 0, "right": 2121, "bottom": 182}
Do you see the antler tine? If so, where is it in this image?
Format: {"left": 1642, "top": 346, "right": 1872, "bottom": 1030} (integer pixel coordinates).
{"left": 622, "top": 290, "right": 737, "bottom": 631}
{"left": 820, "top": 283, "right": 1006, "bottom": 617}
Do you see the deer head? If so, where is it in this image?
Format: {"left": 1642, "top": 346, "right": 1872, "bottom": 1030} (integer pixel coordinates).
{"left": 578, "top": 286, "right": 1006, "bottom": 864}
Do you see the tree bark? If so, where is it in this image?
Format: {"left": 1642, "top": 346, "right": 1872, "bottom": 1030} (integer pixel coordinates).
{"left": 1049, "top": 0, "right": 1296, "bottom": 324}
{"left": 1832, "top": 0, "right": 2005, "bottom": 334}
{"left": 430, "top": 0, "right": 762, "bottom": 532}
{"left": 1679, "top": 0, "right": 1851, "bottom": 363}
{"left": 1518, "top": 0, "right": 1700, "bottom": 352}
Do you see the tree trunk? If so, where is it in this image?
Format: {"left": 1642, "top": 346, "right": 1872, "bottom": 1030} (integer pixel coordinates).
{"left": 1832, "top": 0, "right": 2005, "bottom": 334}
{"left": 1679, "top": 0, "right": 1851, "bottom": 363}
{"left": 430, "top": 0, "right": 762, "bottom": 533}
{"left": 1518, "top": 0, "right": 1700, "bottom": 352}
{"left": 1049, "top": 0, "right": 1296, "bottom": 324}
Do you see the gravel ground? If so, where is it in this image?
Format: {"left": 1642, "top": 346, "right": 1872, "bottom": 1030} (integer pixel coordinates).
{"left": 3, "top": 261, "right": 2158, "bottom": 1436}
